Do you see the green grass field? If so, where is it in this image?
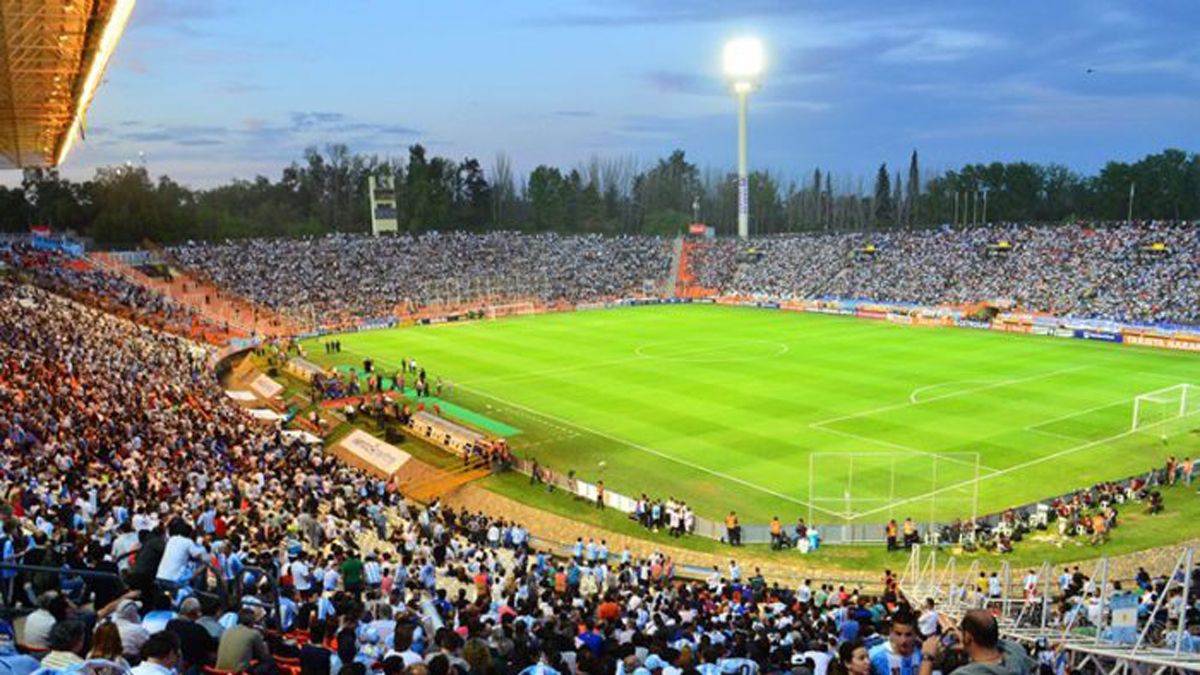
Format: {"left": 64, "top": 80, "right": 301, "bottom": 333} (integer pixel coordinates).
{"left": 302, "top": 304, "right": 1200, "bottom": 526}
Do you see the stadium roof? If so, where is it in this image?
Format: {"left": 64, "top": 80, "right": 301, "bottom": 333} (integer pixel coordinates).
{"left": 0, "top": 0, "right": 135, "bottom": 169}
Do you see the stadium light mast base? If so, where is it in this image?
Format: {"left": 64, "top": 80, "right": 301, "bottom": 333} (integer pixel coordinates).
{"left": 723, "top": 38, "right": 765, "bottom": 240}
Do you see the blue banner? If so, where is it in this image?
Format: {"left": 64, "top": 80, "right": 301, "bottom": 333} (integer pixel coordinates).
{"left": 1074, "top": 329, "right": 1123, "bottom": 343}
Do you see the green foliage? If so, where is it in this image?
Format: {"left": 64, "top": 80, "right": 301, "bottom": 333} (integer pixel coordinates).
{"left": 8, "top": 147, "right": 1197, "bottom": 243}
{"left": 873, "top": 163, "right": 893, "bottom": 228}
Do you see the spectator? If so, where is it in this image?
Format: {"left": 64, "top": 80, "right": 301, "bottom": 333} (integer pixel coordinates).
{"left": 88, "top": 621, "right": 132, "bottom": 670}
{"left": 0, "top": 621, "right": 39, "bottom": 675}
{"left": 166, "top": 597, "right": 218, "bottom": 668}
{"left": 216, "top": 608, "right": 272, "bottom": 672}
{"left": 39, "top": 620, "right": 87, "bottom": 671}
{"left": 918, "top": 610, "right": 1034, "bottom": 675}
{"left": 131, "top": 631, "right": 183, "bottom": 675}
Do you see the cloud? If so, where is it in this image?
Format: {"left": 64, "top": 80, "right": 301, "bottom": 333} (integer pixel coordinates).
{"left": 644, "top": 70, "right": 717, "bottom": 96}
{"left": 877, "top": 28, "right": 1004, "bottom": 64}
{"left": 176, "top": 138, "right": 225, "bottom": 147}
{"left": 289, "top": 111, "right": 347, "bottom": 129}
{"left": 532, "top": 0, "right": 810, "bottom": 27}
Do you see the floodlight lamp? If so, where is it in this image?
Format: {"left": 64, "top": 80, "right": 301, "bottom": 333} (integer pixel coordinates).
{"left": 723, "top": 37, "right": 765, "bottom": 83}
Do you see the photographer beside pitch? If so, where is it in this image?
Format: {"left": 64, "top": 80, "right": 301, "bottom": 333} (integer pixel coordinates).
{"left": 917, "top": 610, "right": 1035, "bottom": 675}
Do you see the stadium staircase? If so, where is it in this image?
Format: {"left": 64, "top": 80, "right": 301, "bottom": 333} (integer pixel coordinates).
{"left": 674, "top": 240, "right": 720, "bottom": 299}
{"left": 89, "top": 249, "right": 300, "bottom": 339}
{"left": 400, "top": 462, "right": 492, "bottom": 504}
{"left": 663, "top": 236, "right": 684, "bottom": 296}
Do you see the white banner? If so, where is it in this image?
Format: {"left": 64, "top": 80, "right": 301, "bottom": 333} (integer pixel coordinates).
{"left": 250, "top": 373, "right": 284, "bottom": 399}
{"left": 334, "top": 429, "right": 411, "bottom": 478}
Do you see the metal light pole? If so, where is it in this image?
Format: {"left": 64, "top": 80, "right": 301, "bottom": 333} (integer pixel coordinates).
{"left": 723, "top": 37, "right": 765, "bottom": 240}
{"left": 736, "top": 87, "right": 750, "bottom": 238}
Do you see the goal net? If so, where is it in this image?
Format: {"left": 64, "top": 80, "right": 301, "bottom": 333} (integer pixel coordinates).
{"left": 485, "top": 302, "right": 536, "bottom": 320}
{"left": 807, "top": 451, "right": 981, "bottom": 528}
{"left": 1131, "top": 384, "right": 1200, "bottom": 432}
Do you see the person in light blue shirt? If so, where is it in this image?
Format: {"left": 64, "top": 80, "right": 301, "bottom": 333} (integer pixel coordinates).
{"left": 197, "top": 507, "right": 217, "bottom": 535}
{"left": 869, "top": 611, "right": 922, "bottom": 675}
{"left": 0, "top": 621, "right": 40, "bottom": 675}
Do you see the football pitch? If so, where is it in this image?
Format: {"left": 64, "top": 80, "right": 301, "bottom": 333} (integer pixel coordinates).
{"left": 303, "top": 304, "right": 1200, "bottom": 526}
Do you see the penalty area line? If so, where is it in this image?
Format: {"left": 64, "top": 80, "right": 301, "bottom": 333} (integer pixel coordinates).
{"left": 448, "top": 381, "right": 844, "bottom": 517}
{"left": 847, "top": 407, "right": 1200, "bottom": 522}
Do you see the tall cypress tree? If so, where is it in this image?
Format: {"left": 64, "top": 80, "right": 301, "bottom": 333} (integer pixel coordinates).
{"left": 907, "top": 150, "right": 920, "bottom": 227}
{"left": 811, "top": 168, "right": 822, "bottom": 226}
{"left": 893, "top": 170, "right": 904, "bottom": 227}
{"left": 873, "top": 163, "right": 893, "bottom": 228}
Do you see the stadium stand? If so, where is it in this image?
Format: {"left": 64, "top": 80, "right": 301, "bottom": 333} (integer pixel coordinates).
{"left": 0, "top": 223, "right": 1197, "bottom": 675}
{"left": 687, "top": 221, "right": 1200, "bottom": 326}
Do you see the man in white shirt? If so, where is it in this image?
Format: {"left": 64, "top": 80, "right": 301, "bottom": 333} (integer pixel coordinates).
{"left": 797, "top": 580, "right": 813, "bottom": 605}
{"left": 917, "top": 599, "right": 939, "bottom": 638}
{"left": 290, "top": 553, "right": 312, "bottom": 594}
{"left": 156, "top": 520, "right": 207, "bottom": 585}
{"left": 111, "top": 522, "right": 141, "bottom": 573}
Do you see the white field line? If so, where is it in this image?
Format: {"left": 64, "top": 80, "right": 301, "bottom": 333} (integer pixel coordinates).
{"left": 1022, "top": 396, "right": 1132, "bottom": 434}
{"left": 848, "top": 407, "right": 1200, "bottom": 521}
{"left": 811, "top": 365, "right": 1090, "bottom": 430}
{"left": 453, "top": 382, "right": 845, "bottom": 516}
{"left": 809, "top": 425, "right": 1000, "bottom": 474}
{"left": 1024, "top": 427, "right": 1088, "bottom": 443}
{"left": 458, "top": 338, "right": 787, "bottom": 388}
{"left": 455, "top": 316, "right": 898, "bottom": 388}
{"left": 908, "top": 379, "right": 996, "bottom": 404}
{"left": 340, "top": 347, "right": 844, "bottom": 517}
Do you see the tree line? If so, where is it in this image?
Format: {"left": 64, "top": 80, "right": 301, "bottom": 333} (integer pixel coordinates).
{"left": 2, "top": 144, "right": 1196, "bottom": 245}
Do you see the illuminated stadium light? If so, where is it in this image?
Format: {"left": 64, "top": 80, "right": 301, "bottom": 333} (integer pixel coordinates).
{"left": 722, "top": 37, "right": 765, "bottom": 240}
{"left": 56, "top": 0, "right": 138, "bottom": 166}
{"left": 722, "top": 37, "right": 765, "bottom": 82}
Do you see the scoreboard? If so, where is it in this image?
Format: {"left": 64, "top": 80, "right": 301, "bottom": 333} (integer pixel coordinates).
{"left": 369, "top": 174, "right": 398, "bottom": 235}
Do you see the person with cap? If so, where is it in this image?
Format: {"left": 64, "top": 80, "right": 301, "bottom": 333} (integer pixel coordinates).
{"left": 112, "top": 596, "right": 153, "bottom": 660}
{"left": 166, "top": 596, "right": 218, "bottom": 669}
{"left": 0, "top": 620, "right": 40, "bottom": 675}
{"left": 130, "top": 631, "right": 183, "bottom": 675}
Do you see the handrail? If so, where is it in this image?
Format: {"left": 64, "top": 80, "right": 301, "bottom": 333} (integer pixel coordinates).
{"left": 0, "top": 560, "right": 274, "bottom": 621}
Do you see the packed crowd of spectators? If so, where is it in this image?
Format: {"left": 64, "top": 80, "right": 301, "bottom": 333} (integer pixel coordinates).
{"left": 164, "top": 222, "right": 1200, "bottom": 328}
{"left": 170, "top": 233, "right": 673, "bottom": 326}
{"left": 0, "top": 274, "right": 1126, "bottom": 675}
{"left": 0, "top": 220, "right": 1197, "bottom": 674}
{"left": 2, "top": 246, "right": 219, "bottom": 340}
{"left": 692, "top": 221, "right": 1200, "bottom": 325}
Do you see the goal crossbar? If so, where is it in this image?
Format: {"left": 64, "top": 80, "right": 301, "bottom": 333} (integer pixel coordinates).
{"left": 1131, "top": 383, "right": 1198, "bottom": 432}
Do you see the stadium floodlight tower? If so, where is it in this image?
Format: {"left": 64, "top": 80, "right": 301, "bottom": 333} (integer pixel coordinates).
{"left": 723, "top": 37, "right": 765, "bottom": 240}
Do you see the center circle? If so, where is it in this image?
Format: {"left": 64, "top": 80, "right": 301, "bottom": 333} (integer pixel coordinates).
{"left": 634, "top": 338, "right": 789, "bottom": 363}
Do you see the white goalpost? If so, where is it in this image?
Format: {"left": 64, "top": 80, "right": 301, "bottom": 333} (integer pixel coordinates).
{"left": 1131, "top": 383, "right": 1200, "bottom": 432}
